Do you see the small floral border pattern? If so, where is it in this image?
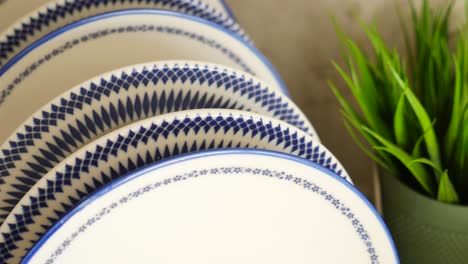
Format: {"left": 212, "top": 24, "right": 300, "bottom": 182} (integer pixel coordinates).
{"left": 44, "top": 166, "right": 379, "bottom": 264}
{"left": 0, "top": 24, "right": 254, "bottom": 105}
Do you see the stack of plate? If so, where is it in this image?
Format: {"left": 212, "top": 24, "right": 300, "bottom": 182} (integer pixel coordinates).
{"left": 0, "top": 1, "right": 398, "bottom": 263}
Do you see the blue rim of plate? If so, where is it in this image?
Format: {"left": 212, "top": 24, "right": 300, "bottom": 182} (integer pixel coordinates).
{"left": 21, "top": 148, "right": 398, "bottom": 263}
{"left": 0, "top": 9, "right": 288, "bottom": 96}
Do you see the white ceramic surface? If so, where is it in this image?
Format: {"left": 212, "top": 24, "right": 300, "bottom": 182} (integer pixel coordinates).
{"left": 0, "top": 0, "right": 245, "bottom": 67}
{"left": 0, "top": 9, "right": 286, "bottom": 141}
{"left": 0, "top": 109, "right": 350, "bottom": 263}
{"left": 22, "top": 150, "right": 398, "bottom": 264}
{"left": 0, "top": 61, "right": 315, "bottom": 224}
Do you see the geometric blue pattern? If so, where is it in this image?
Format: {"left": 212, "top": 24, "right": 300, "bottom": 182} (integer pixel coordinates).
{"left": 0, "top": 0, "right": 245, "bottom": 67}
{"left": 0, "top": 63, "right": 312, "bottom": 224}
{"left": 0, "top": 21, "right": 255, "bottom": 105}
{"left": 0, "top": 111, "right": 345, "bottom": 263}
{"left": 38, "top": 165, "right": 379, "bottom": 264}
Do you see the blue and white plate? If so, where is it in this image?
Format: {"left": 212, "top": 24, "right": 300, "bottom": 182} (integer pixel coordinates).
{"left": 22, "top": 150, "right": 397, "bottom": 264}
{"left": 0, "top": 61, "right": 316, "bottom": 224}
{"left": 0, "top": 9, "right": 286, "bottom": 137}
{"left": 0, "top": 109, "right": 351, "bottom": 263}
{"left": 0, "top": 0, "right": 245, "bottom": 66}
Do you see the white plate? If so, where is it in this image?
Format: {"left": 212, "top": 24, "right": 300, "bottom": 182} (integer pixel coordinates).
{"left": 0, "top": 61, "right": 315, "bottom": 224}
{"left": 0, "top": 9, "right": 286, "bottom": 135}
{"left": 0, "top": 0, "right": 245, "bottom": 67}
{"left": 22, "top": 150, "right": 398, "bottom": 264}
{"left": 0, "top": 109, "right": 350, "bottom": 263}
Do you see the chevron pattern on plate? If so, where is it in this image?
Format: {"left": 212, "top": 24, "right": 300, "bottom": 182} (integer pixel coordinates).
{"left": 0, "top": 110, "right": 346, "bottom": 263}
{"left": 0, "top": 62, "right": 314, "bottom": 224}
{"left": 0, "top": 0, "right": 245, "bottom": 66}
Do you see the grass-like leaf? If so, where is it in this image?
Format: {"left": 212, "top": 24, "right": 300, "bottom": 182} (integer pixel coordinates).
{"left": 328, "top": 79, "right": 397, "bottom": 170}
{"left": 363, "top": 126, "right": 435, "bottom": 195}
{"left": 437, "top": 171, "right": 460, "bottom": 203}
{"left": 388, "top": 64, "right": 443, "bottom": 178}
{"left": 411, "top": 119, "right": 437, "bottom": 158}
{"left": 394, "top": 93, "right": 409, "bottom": 150}
{"left": 407, "top": 158, "right": 443, "bottom": 175}
{"left": 343, "top": 41, "right": 392, "bottom": 139}
{"left": 446, "top": 31, "right": 468, "bottom": 169}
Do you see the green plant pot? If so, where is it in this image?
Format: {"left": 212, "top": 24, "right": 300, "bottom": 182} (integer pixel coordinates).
{"left": 380, "top": 171, "right": 468, "bottom": 264}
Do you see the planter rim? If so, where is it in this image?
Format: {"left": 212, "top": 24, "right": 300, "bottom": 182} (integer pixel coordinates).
{"left": 380, "top": 168, "right": 468, "bottom": 231}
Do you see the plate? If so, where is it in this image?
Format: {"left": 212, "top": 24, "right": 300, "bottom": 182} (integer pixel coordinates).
{"left": 0, "top": 0, "right": 246, "bottom": 67}
{"left": 21, "top": 150, "right": 397, "bottom": 264}
{"left": 0, "top": 0, "right": 237, "bottom": 33}
{"left": 0, "top": 9, "right": 287, "bottom": 132}
{"left": 0, "top": 109, "right": 351, "bottom": 263}
{"left": 0, "top": 61, "right": 316, "bottom": 223}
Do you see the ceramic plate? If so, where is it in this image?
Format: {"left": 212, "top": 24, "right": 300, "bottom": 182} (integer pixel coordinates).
{"left": 0, "top": 0, "right": 245, "bottom": 66}
{"left": 22, "top": 150, "right": 397, "bottom": 264}
{"left": 0, "top": 9, "right": 286, "bottom": 133}
{"left": 0, "top": 0, "right": 236, "bottom": 32}
{"left": 0, "top": 109, "right": 351, "bottom": 263}
{"left": 0, "top": 61, "right": 316, "bottom": 223}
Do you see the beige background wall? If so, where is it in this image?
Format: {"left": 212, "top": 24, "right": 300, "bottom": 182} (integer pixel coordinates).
{"left": 225, "top": 0, "right": 465, "bottom": 202}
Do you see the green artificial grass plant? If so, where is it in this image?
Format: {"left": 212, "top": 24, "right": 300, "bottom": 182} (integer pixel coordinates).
{"left": 330, "top": 0, "right": 468, "bottom": 204}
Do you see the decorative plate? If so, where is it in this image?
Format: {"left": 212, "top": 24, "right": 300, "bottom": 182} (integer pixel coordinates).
{"left": 0, "top": 61, "right": 316, "bottom": 224}
{"left": 0, "top": 9, "right": 287, "bottom": 131}
{"left": 22, "top": 150, "right": 397, "bottom": 264}
{"left": 0, "top": 109, "right": 351, "bottom": 263}
{"left": 0, "top": 0, "right": 245, "bottom": 66}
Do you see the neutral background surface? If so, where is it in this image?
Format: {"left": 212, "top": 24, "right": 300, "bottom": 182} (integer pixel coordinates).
{"left": 225, "top": 0, "right": 465, "bottom": 202}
